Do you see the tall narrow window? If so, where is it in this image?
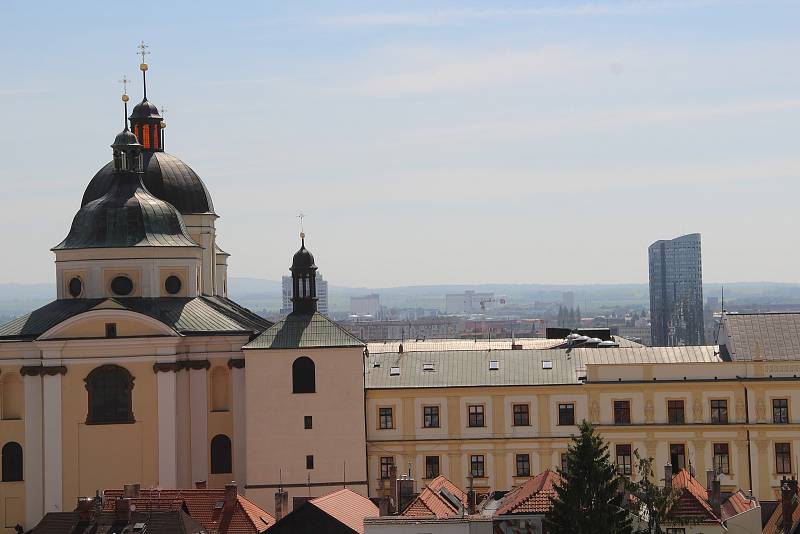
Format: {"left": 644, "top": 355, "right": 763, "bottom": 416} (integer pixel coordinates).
{"left": 423, "top": 406, "right": 440, "bottom": 428}
{"left": 614, "top": 401, "right": 631, "bottom": 425}
{"left": 558, "top": 403, "right": 575, "bottom": 426}
{"left": 667, "top": 400, "right": 685, "bottom": 424}
{"left": 142, "top": 124, "right": 151, "bottom": 149}
{"left": 306, "top": 455, "right": 315, "bottom": 470}
{"left": 513, "top": 404, "right": 530, "bottom": 426}
{"left": 1, "top": 442, "right": 22, "bottom": 482}
{"left": 380, "top": 456, "right": 394, "bottom": 479}
{"left": 710, "top": 400, "right": 728, "bottom": 423}
{"left": 379, "top": 407, "right": 393, "bottom": 429}
{"left": 470, "top": 455, "right": 485, "bottom": 478}
{"left": 85, "top": 365, "right": 134, "bottom": 424}
{"left": 210, "top": 434, "right": 232, "bottom": 474}
{"left": 292, "top": 357, "right": 315, "bottom": 393}
{"left": 468, "top": 405, "right": 485, "bottom": 427}
{"left": 713, "top": 443, "right": 730, "bottom": 474}
{"left": 776, "top": 443, "right": 792, "bottom": 474}
{"left": 669, "top": 443, "right": 686, "bottom": 471}
{"left": 773, "top": 399, "right": 789, "bottom": 424}
{"left": 1, "top": 375, "right": 22, "bottom": 420}
{"left": 516, "top": 454, "right": 531, "bottom": 477}
{"left": 616, "top": 444, "right": 632, "bottom": 476}
{"left": 211, "top": 367, "right": 229, "bottom": 412}
{"left": 425, "top": 456, "right": 440, "bottom": 479}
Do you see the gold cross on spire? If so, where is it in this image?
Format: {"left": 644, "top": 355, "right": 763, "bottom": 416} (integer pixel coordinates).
{"left": 298, "top": 212, "right": 306, "bottom": 240}
{"left": 137, "top": 41, "right": 150, "bottom": 64}
{"left": 119, "top": 75, "right": 131, "bottom": 97}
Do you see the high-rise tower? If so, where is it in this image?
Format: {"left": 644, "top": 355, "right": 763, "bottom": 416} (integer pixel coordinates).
{"left": 648, "top": 233, "right": 705, "bottom": 346}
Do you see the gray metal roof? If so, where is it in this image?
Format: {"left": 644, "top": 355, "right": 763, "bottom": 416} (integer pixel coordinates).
{"left": 366, "top": 338, "right": 564, "bottom": 354}
{"left": 722, "top": 312, "right": 800, "bottom": 361}
{"left": 365, "top": 346, "right": 722, "bottom": 389}
{"left": 244, "top": 312, "right": 364, "bottom": 350}
{"left": 0, "top": 296, "right": 271, "bottom": 340}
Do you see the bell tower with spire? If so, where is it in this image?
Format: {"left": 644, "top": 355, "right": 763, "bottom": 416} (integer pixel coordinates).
{"left": 290, "top": 231, "right": 318, "bottom": 314}
{"left": 129, "top": 41, "right": 164, "bottom": 151}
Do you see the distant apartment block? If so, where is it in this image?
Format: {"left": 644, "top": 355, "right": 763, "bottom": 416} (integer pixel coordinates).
{"left": 351, "top": 293, "right": 380, "bottom": 317}
{"left": 445, "top": 290, "right": 495, "bottom": 315}
{"left": 648, "top": 233, "right": 705, "bottom": 346}
{"left": 282, "top": 272, "right": 328, "bottom": 315}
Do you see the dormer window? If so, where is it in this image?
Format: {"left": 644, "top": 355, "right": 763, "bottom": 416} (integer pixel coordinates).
{"left": 542, "top": 361, "right": 553, "bottom": 369}
{"left": 489, "top": 360, "right": 499, "bottom": 370}
{"left": 390, "top": 367, "right": 400, "bottom": 376}
{"left": 422, "top": 363, "right": 435, "bottom": 372}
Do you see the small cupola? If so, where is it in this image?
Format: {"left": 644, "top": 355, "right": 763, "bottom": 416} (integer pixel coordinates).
{"left": 290, "top": 232, "right": 318, "bottom": 314}
{"left": 112, "top": 90, "right": 143, "bottom": 173}
{"left": 129, "top": 41, "right": 165, "bottom": 151}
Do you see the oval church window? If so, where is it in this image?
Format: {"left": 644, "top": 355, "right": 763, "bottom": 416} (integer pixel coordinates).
{"left": 165, "top": 275, "right": 182, "bottom": 295}
{"left": 68, "top": 277, "right": 83, "bottom": 298}
{"left": 111, "top": 276, "right": 133, "bottom": 296}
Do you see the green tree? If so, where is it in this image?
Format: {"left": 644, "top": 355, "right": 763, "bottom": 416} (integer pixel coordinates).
{"left": 545, "top": 421, "right": 632, "bottom": 534}
{"left": 626, "top": 452, "right": 691, "bottom": 534}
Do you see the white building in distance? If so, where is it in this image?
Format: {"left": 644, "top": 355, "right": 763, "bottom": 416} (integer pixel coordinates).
{"left": 282, "top": 273, "right": 328, "bottom": 315}
{"left": 351, "top": 294, "right": 380, "bottom": 317}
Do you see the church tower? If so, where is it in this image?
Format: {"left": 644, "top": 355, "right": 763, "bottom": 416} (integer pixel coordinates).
{"left": 243, "top": 234, "right": 368, "bottom": 515}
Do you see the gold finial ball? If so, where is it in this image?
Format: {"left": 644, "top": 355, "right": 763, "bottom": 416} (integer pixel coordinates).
{"left": 160, "top": 121, "right": 166, "bottom": 129}
{"left": 300, "top": 232, "right": 306, "bottom": 240}
{"left": 122, "top": 94, "right": 130, "bottom": 102}
{"left": 140, "top": 63, "right": 148, "bottom": 71}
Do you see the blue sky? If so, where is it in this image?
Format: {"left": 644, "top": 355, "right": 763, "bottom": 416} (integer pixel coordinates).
{"left": 1, "top": 0, "right": 799, "bottom": 286}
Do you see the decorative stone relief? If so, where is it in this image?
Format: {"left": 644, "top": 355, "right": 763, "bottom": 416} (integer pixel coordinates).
{"left": 693, "top": 399, "right": 703, "bottom": 422}
{"left": 589, "top": 401, "right": 600, "bottom": 423}
{"left": 644, "top": 400, "right": 654, "bottom": 424}
{"left": 756, "top": 397, "right": 766, "bottom": 423}
{"left": 736, "top": 398, "right": 746, "bottom": 423}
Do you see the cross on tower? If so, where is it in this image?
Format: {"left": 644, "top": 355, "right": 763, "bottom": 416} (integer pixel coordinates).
{"left": 137, "top": 41, "right": 150, "bottom": 64}
{"left": 118, "top": 75, "right": 131, "bottom": 96}
{"left": 298, "top": 212, "right": 306, "bottom": 239}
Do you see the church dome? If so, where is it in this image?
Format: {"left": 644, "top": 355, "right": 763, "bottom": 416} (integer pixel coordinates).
{"left": 291, "top": 238, "right": 316, "bottom": 271}
{"left": 130, "top": 98, "right": 161, "bottom": 119}
{"left": 54, "top": 171, "right": 198, "bottom": 250}
{"left": 113, "top": 129, "right": 139, "bottom": 147}
{"left": 82, "top": 151, "right": 214, "bottom": 215}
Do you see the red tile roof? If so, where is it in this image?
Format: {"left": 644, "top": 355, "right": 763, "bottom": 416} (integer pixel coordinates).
{"left": 668, "top": 469, "right": 719, "bottom": 524}
{"left": 308, "top": 489, "right": 379, "bottom": 534}
{"left": 495, "top": 469, "right": 561, "bottom": 515}
{"left": 720, "top": 489, "right": 758, "bottom": 520}
{"left": 763, "top": 486, "right": 799, "bottom": 534}
{"left": 401, "top": 476, "right": 468, "bottom": 518}
{"left": 100, "top": 488, "right": 275, "bottom": 534}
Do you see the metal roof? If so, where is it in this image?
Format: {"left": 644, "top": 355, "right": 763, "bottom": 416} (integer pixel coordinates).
{"left": 82, "top": 152, "right": 214, "bottom": 215}
{"left": 366, "top": 338, "right": 564, "bottom": 354}
{"left": 244, "top": 312, "right": 364, "bottom": 350}
{"left": 0, "top": 296, "right": 271, "bottom": 341}
{"left": 722, "top": 312, "right": 800, "bottom": 361}
{"left": 365, "top": 346, "right": 722, "bottom": 389}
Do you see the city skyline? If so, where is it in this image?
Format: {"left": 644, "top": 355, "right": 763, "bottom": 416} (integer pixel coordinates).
{"left": 2, "top": 0, "right": 799, "bottom": 288}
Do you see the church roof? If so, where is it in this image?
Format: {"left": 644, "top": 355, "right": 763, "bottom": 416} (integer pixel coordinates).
{"left": 721, "top": 312, "right": 800, "bottom": 361}
{"left": 82, "top": 151, "right": 214, "bottom": 215}
{"left": 0, "top": 296, "right": 272, "bottom": 341}
{"left": 244, "top": 312, "right": 364, "bottom": 350}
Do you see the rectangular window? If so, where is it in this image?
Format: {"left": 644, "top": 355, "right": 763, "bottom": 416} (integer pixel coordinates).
{"left": 425, "top": 456, "right": 440, "bottom": 479}
{"left": 105, "top": 323, "right": 117, "bottom": 338}
{"left": 516, "top": 454, "right": 531, "bottom": 477}
{"left": 666, "top": 529, "right": 686, "bottom": 534}
{"left": 713, "top": 443, "right": 730, "bottom": 474}
{"left": 513, "top": 404, "right": 530, "bottom": 426}
{"left": 773, "top": 399, "right": 789, "bottom": 424}
{"left": 304, "top": 415, "right": 312, "bottom": 429}
{"left": 470, "top": 454, "right": 485, "bottom": 477}
{"left": 423, "top": 405, "right": 440, "bottom": 428}
{"left": 379, "top": 407, "right": 393, "bottom": 429}
{"left": 710, "top": 399, "right": 728, "bottom": 424}
{"left": 380, "top": 456, "right": 395, "bottom": 479}
{"left": 616, "top": 444, "right": 632, "bottom": 476}
{"left": 613, "top": 401, "right": 631, "bottom": 425}
{"left": 560, "top": 453, "right": 568, "bottom": 473}
{"left": 306, "top": 455, "right": 314, "bottom": 469}
{"left": 558, "top": 403, "right": 575, "bottom": 426}
{"left": 468, "top": 405, "right": 485, "bottom": 428}
{"left": 667, "top": 400, "right": 685, "bottom": 424}
{"left": 776, "top": 443, "right": 792, "bottom": 474}
{"left": 669, "top": 443, "right": 686, "bottom": 471}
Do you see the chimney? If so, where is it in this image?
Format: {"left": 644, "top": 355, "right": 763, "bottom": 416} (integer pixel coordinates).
{"left": 664, "top": 464, "right": 673, "bottom": 490}
{"left": 710, "top": 477, "right": 721, "bottom": 518}
{"left": 388, "top": 464, "right": 398, "bottom": 513}
{"left": 396, "top": 474, "right": 416, "bottom": 515}
{"left": 376, "top": 496, "right": 391, "bottom": 516}
{"left": 195, "top": 480, "right": 207, "bottom": 489}
{"left": 123, "top": 483, "right": 140, "bottom": 499}
{"left": 76, "top": 497, "right": 93, "bottom": 521}
{"left": 224, "top": 483, "right": 238, "bottom": 511}
{"left": 467, "top": 474, "right": 476, "bottom": 515}
{"left": 275, "top": 489, "right": 289, "bottom": 521}
{"left": 115, "top": 497, "right": 131, "bottom": 522}
{"left": 781, "top": 477, "right": 798, "bottom": 534}
{"left": 706, "top": 469, "right": 715, "bottom": 493}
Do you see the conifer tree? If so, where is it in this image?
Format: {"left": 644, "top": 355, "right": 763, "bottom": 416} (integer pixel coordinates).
{"left": 545, "top": 421, "right": 632, "bottom": 534}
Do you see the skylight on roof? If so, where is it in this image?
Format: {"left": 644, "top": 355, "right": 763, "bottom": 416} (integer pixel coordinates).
{"left": 390, "top": 366, "right": 400, "bottom": 376}
{"left": 423, "top": 362, "right": 435, "bottom": 371}
{"left": 542, "top": 360, "right": 553, "bottom": 369}
{"left": 489, "top": 360, "right": 499, "bottom": 370}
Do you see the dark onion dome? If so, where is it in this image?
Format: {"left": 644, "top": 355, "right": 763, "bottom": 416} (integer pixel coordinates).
{"left": 54, "top": 171, "right": 198, "bottom": 250}
{"left": 113, "top": 128, "right": 140, "bottom": 148}
{"left": 130, "top": 98, "right": 161, "bottom": 119}
{"left": 82, "top": 152, "right": 214, "bottom": 215}
{"left": 291, "top": 236, "right": 316, "bottom": 270}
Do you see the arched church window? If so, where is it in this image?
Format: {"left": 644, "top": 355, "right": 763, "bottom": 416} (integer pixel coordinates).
{"left": 292, "top": 357, "right": 315, "bottom": 394}
{"left": 1, "top": 375, "right": 22, "bottom": 420}
{"left": 85, "top": 365, "right": 135, "bottom": 424}
{"left": 210, "top": 367, "right": 229, "bottom": 412}
{"left": 210, "top": 434, "right": 232, "bottom": 474}
{"left": 1, "top": 442, "right": 22, "bottom": 482}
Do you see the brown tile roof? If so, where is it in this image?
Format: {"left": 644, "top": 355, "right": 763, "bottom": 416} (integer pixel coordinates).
{"left": 495, "top": 469, "right": 561, "bottom": 515}
{"left": 721, "top": 489, "right": 758, "bottom": 520}
{"left": 101, "top": 488, "right": 275, "bottom": 534}
{"left": 31, "top": 510, "right": 206, "bottom": 534}
{"left": 401, "top": 476, "right": 468, "bottom": 518}
{"left": 308, "top": 489, "right": 379, "bottom": 534}
{"left": 668, "top": 470, "right": 719, "bottom": 524}
{"left": 763, "top": 486, "right": 800, "bottom": 534}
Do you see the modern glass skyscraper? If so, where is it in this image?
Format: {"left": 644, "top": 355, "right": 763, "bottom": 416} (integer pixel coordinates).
{"left": 648, "top": 233, "right": 705, "bottom": 346}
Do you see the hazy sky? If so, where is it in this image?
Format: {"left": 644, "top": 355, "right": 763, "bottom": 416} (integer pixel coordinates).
{"left": 1, "top": 0, "right": 799, "bottom": 287}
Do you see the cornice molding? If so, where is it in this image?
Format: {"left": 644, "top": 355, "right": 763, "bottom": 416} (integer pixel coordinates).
{"left": 152, "top": 359, "right": 211, "bottom": 373}
{"left": 20, "top": 365, "right": 68, "bottom": 377}
{"left": 227, "top": 358, "right": 245, "bottom": 369}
